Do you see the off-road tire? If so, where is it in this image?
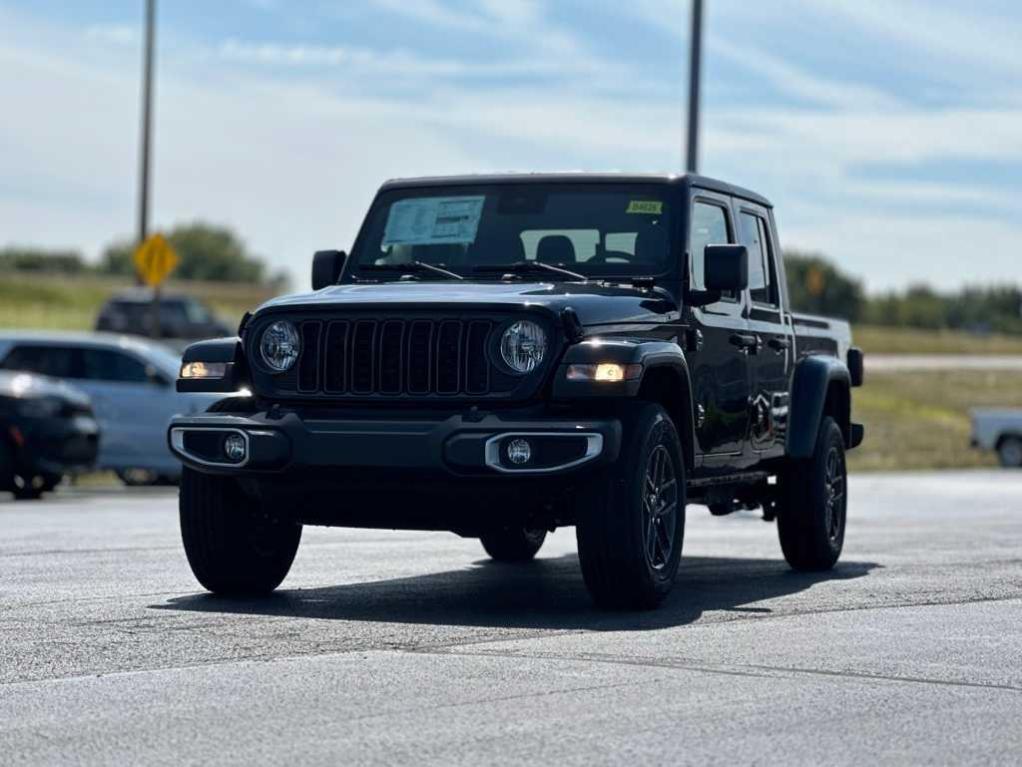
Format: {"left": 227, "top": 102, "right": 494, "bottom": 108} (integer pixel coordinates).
{"left": 179, "top": 467, "right": 301, "bottom": 595}
{"left": 480, "top": 525, "right": 547, "bottom": 562}
{"left": 997, "top": 436, "right": 1022, "bottom": 468}
{"left": 777, "top": 416, "right": 847, "bottom": 571}
{"left": 576, "top": 403, "right": 686, "bottom": 610}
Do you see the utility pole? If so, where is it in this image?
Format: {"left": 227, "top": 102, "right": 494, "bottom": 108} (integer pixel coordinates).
{"left": 686, "top": 0, "right": 703, "bottom": 174}
{"left": 137, "top": 0, "right": 159, "bottom": 337}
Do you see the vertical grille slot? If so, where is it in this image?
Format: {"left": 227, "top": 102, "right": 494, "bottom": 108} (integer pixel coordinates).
{"left": 378, "top": 321, "right": 405, "bottom": 395}
{"left": 464, "top": 320, "right": 491, "bottom": 395}
{"left": 323, "top": 321, "right": 350, "bottom": 393}
{"left": 298, "top": 321, "right": 322, "bottom": 392}
{"left": 435, "top": 321, "right": 463, "bottom": 394}
{"left": 407, "top": 321, "right": 433, "bottom": 394}
{"left": 351, "top": 321, "right": 377, "bottom": 394}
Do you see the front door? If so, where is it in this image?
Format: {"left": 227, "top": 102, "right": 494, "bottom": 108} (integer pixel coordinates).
{"left": 686, "top": 193, "right": 751, "bottom": 459}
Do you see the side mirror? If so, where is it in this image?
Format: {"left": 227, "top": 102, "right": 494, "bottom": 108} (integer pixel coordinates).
{"left": 312, "top": 249, "right": 347, "bottom": 291}
{"left": 704, "top": 244, "right": 749, "bottom": 292}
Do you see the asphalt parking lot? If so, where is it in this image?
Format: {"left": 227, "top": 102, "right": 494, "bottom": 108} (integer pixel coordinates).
{"left": 3, "top": 471, "right": 1021, "bottom": 765}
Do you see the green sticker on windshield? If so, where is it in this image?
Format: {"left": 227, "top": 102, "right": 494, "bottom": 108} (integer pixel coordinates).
{"left": 626, "top": 200, "right": 663, "bottom": 215}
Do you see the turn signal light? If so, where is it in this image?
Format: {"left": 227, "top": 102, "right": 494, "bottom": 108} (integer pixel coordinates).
{"left": 180, "top": 362, "right": 227, "bottom": 379}
{"left": 566, "top": 363, "right": 642, "bottom": 382}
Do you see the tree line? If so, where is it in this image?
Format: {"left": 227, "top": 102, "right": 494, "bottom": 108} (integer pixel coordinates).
{"left": 0, "top": 222, "right": 284, "bottom": 286}
{"left": 785, "top": 251, "right": 1022, "bottom": 334}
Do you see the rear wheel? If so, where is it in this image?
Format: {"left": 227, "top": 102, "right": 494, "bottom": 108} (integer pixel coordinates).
{"left": 997, "top": 436, "right": 1022, "bottom": 468}
{"left": 576, "top": 403, "right": 686, "bottom": 610}
{"left": 480, "top": 525, "right": 547, "bottom": 562}
{"left": 777, "top": 416, "right": 847, "bottom": 571}
{"left": 179, "top": 467, "right": 301, "bottom": 595}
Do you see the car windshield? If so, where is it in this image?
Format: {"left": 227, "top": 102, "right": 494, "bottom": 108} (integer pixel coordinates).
{"left": 352, "top": 184, "right": 674, "bottom": 280}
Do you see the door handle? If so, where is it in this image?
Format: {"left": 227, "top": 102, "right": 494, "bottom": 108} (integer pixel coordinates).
{"left": 767, "top": 337, "right": 791, "bottom": 352}
{"left": 729, "top": 333, "right": 760, "bottom": 353}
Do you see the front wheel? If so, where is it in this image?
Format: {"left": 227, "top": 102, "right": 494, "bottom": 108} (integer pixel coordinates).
{"left": 576, "top": 404, "right": 686, "bottom": 610}
{"left": 480, "top": 525, "right": 546, "bottom": 562}
{"left": 777, "top": 416, "right": 847, "bottom": 571}
{"left": 179, "top": 468, "right": 302, "bottom": 595}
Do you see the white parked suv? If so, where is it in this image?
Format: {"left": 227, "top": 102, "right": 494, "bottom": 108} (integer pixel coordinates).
{"left": 0, "top": 332, "right": 218, "bottom": 484}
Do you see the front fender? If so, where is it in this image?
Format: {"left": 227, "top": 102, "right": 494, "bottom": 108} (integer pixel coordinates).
{"left": 787, "top": 355, "right": 852, "bottom": 458}
{"left": 551, "top": 338, "right": 696, "bottom": 468}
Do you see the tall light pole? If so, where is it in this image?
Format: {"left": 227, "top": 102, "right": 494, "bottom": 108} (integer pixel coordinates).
{"left": 686, "top": 0, "right": 703, "bottom": 173}
{"left": 137, "top": 0, "right": 155, "bottom": 247}
{"left": 137, "top": 0, "right": 161, "bottom": 337}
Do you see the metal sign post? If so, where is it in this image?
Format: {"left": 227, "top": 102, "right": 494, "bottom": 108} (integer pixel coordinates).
{"left": 137, "top": 0, "right": 157, "bottom": 333}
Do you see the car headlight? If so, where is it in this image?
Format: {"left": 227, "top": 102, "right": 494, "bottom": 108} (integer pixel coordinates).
{"left": 259, "top": 320, "right": 301, "bottom": 373}
{"left": 500, "top": 320, "right": 547, "bottom": 374}
{"left": 16, "top": 396, "right": 63, "bottom": 418}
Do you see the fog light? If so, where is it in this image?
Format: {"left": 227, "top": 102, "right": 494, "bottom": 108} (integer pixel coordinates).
{"left": 506, "top": 438, "right": 532, "bottom": 466}
{"left": 223, "top": 433, "right": 247, "bottom": 463}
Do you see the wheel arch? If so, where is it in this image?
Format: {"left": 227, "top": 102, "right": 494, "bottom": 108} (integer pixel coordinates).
{"left": 636, "top": 361, "right": 696, "bottom": 472}
{"left": 788, "top": 355, "right": 852, "bottom": 459}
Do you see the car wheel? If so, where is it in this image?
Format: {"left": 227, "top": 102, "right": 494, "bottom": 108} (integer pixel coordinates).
{"left": 777, "top": 416, "right": 847, "bottom": 571}
{"left": 0, "top": 440, "right": 14, "bottom": 492}
{"left": 480, "top": 525, "right": 547, "bottom": 562}
{"left": 117, "top": 468, "right": 161, "bottom": 487}
{"left": 12, "top": 476, "right": 45, "bottom": 501}
{"left": 997, "top": 436, "right": 1022, "bottom": 468}
{"left": 575, "top": 403, "right": 686, "bottom": 610}
{"left": 179, "top": 467, "right": 302, "bottom": 595}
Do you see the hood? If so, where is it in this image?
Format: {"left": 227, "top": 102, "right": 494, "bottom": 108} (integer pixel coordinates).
{"left": 255, "top": 280, "right": 678, "bottom": 328}
{"left": 0, "top": 370, "right": 92, "bottom": 407}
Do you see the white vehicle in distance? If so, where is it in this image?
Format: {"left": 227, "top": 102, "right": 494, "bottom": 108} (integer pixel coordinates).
{"left": 971, "top": 409, "right": 1022, "bottom": 468}
{"left": 0, "top": 332, "right": 220, "bottom": 485}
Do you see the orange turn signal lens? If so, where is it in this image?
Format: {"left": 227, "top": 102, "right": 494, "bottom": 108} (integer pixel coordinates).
{"left": 566, "top": 363, "right": 642, "bottom": 382}
{"left": 180, "top": 362, "right": 227, "bottom": 379}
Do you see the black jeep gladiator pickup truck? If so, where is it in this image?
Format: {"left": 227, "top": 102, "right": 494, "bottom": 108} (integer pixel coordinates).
{"left": 169, "top": 173, "right": 864, "bottom": 609}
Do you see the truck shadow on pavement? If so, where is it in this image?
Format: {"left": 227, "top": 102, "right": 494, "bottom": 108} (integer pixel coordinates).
{"left": 156, "top": 554, "right": 880, "bottom": 631}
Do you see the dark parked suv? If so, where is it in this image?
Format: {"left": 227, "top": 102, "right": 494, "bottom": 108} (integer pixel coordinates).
{"left": 0, "top": 371, "right": 99, "bottom": 499}
{"left": 96, "top": 290, "right": 231, "bottom": 344}
{"left": 170, "top": 173, "right": 864, "bottom": 608}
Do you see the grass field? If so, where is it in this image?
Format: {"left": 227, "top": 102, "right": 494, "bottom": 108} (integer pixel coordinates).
{"left": 852, "top": 325, "right": 1022, "bottom": 355}
{"left": 849, "top": 370, "right": 1022, "bottom": 472}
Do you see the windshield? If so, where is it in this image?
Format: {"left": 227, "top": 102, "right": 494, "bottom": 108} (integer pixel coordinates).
{"left": 352, "top": 184, "right": 674, "bottom": 279}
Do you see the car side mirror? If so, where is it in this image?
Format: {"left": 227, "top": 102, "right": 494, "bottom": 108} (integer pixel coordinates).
{"left": 704, "top": 244, "right": 748, "bottom": 292}
{"left": 312, "top": 249, "right": 347, "bottom": 291}
{"left": 146, "top": 365, "right": 170, "bottom": 388}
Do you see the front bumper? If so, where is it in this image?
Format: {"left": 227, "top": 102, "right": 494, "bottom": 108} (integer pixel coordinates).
{"left": 8, "top": 415, "right": 100, "bottom": 477}
{"left": 168, "top": 408, "right": 622, "bottom": 478}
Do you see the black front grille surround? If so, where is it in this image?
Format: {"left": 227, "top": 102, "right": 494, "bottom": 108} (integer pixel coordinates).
{"left": 247, "top": 310, "right": 557, "bottom": 401}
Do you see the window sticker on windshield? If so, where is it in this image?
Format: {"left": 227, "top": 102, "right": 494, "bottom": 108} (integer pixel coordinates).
{"left": 626, "top": 200, "right": 663, "bottom": 215}
{"left": 383, "top": 196, "right": 485, "bottom": 247}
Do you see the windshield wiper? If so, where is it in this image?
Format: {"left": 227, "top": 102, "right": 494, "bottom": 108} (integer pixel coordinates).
{"left": 361, "top": 261, "right": 464, "bottom": 281}
{"left": 473, "top": 261, "right": 587, "bottom": 282}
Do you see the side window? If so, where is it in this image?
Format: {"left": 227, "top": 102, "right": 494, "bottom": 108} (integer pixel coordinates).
{"left": 1, "top": 345, "right": 76, "bottom": 378}
{"left": 689, "top": 201, "right": 736, "bottom": 300}
{"left": 739, "top": 211, "right": 779, "bottom": 307}
{"left": 80, "top": 349, "right": 150, "bottom": 384}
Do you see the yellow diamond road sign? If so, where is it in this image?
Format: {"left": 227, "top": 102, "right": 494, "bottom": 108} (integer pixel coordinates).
{"left": 133, "top": 234, "right": 179, "bottom": 287}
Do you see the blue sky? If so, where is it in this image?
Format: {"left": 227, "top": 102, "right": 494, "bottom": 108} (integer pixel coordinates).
{"left": 1, "top": 0, "right": 1020, "bottom": 291}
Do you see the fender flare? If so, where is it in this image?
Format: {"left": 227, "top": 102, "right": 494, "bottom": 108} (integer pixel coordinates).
{"left": 787, "top": 355, "right": 851, "bottom": 458}
{"left": 552, "top": 338, "right": 697, "bottom": 469}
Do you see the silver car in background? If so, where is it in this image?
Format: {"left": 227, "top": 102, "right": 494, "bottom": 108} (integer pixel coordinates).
{"left": 0, "top": 332, "right": 219, "bottom": 484}
{"left": 971, "top": 409, "right": 1022, "bottom": 468}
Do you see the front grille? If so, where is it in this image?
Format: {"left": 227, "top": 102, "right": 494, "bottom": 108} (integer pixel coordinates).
{"left": 281, "top": 317, "right": 499, "bottom": 398}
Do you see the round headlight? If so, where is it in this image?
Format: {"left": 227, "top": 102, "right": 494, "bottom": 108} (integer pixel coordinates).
{"left": 259, "top": 320, "right": 301, "bottom": 373}
{"left": 500, "top": 320, "right": 547, "bottom": 374}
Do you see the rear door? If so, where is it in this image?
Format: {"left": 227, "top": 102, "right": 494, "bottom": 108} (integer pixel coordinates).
{"left": 686, "top": 192, "right": 751, "bottom": 460}
{"left": 736, "top": 203, "right": 793, "bottom": 458}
